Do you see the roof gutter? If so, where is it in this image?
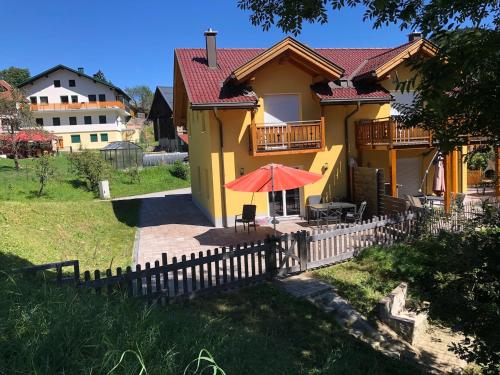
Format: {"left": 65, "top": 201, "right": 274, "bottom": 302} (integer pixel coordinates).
{"left": 344, "top": 101, "right": 361, "bottom": 201}
{"left": 320, "top": 97, "right": 392, "bottom": 105}
{"left": 191, "top": 102, "right": 258, "bottom": 110}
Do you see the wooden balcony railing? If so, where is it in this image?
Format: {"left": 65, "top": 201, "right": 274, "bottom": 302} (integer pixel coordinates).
{"left": 355, "top": 118, "right": 432, "bottom": 149}
{"left": 251, "top": 120, "right": 325, "bottom": 155}
{"left": 30, "top": 101, "right": 130, "bottom": 113}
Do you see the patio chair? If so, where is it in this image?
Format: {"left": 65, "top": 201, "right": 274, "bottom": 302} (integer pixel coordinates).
{"left": 235, "top": 204, "right": 257, "bottom": 233}
{"left": 319, "top": 205, "right": 342, "bottom": 228}
{"left": 405, "top": 195, "right": 423, "bottom": 209}
{"left": 307, "top": 195, "right": 322, "bottom": 223}
{"left": 345, "top": 201, "right": 367, "bottom": 224}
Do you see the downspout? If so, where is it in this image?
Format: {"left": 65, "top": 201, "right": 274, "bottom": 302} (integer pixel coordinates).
{"left": 213, "top": 108, "right": 228, "bottom": 227}
{"left": 344, "top": 101, "right": 361, "bottom": 200}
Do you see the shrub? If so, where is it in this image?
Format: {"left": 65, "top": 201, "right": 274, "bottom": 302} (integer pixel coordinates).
{"left": 34, "top": 154, "right": 55, "bottom": 197}
{"left": 465, "top": 147, "right": 493, "bottom": 171}
{"left": 169, "top": 160, "right": 189, "bottom": 180}
{"left": 68, "top": 150, "right": 110, "bottom": 191}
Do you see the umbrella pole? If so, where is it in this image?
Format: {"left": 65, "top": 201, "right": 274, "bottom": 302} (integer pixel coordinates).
{"left": 271, "top": 164, "right": 276, "bottom": 237}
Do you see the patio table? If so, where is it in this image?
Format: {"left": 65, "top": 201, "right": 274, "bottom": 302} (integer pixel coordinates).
{"left": 308, "top": 202, "right": 357, "bottom": 226}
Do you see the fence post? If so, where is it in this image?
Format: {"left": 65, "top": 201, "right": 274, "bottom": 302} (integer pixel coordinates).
{"left": 298, "top": 230, "right": 308, "bottom": 272}
{"left": 264, "top": 235, "right": 277, "bottom": 279}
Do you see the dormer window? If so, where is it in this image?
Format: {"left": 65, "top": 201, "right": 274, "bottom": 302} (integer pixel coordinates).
{"left": 54, "top": 80, "right": 61, "bottom": 87}
{"left": 69, "top": 80, "right": 76, "bottom": 87}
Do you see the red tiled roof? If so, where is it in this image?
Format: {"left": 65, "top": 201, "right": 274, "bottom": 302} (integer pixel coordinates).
{"left": 176, "top": 41, "right": 416, "bottom": 105}
{"left": 311, "top": 82, "right": 391, "bottom": 101}
{"left": 354, "top": 40, "right": 418, "bottom": 78}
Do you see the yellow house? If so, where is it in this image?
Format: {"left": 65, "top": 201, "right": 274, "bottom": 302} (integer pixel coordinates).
{"left": 173, "top": 31, "right": 468, "bottom": 227}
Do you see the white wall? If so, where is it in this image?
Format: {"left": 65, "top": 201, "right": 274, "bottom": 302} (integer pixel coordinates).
{"left": 23, "top": 69, "right": 121, "bottom": 104}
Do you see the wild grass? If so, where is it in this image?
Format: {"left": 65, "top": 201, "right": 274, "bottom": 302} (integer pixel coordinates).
{"left": 0, "top": 274, "right": 422, "bottom": 375}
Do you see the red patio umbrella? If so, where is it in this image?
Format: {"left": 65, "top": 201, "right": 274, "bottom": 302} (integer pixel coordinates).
{"left": 225, "top": 164, "right": 323, "bottom": 234}
{"left": 433, "top": 157, "right": 446, "bottom": 196}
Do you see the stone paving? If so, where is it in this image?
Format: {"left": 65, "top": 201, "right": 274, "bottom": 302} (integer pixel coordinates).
{"left": 115, "top": 188, "right": 316, "bottom": 266}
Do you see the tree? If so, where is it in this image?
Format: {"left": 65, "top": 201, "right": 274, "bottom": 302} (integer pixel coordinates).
{"left": 0, "top": 67, "right": 30, "bottom": 87}
{"left": 124, "top": 85, "right": 153, "bottom": 114}
{"left": 93, "top": 70, "right": 112, "bottom": 84}
{"left": 237, "top": 0, "right": 500, "bottom": 151}
{"left": 0, "top": 88, "right": 35, "bottom": 170}
{"left": 34, "top": 154, "right": 55, "bottom": 197}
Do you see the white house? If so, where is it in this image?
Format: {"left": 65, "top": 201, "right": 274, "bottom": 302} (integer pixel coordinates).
{"left": 18, "top": 65, "right": 138, "bottom": 150}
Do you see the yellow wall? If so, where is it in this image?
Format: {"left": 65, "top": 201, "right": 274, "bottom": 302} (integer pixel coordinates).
{"left": 186, "top": 57, "right": 466, "bottom": 227}
{"left": 56, "top": 130, "right": 123, "bottom": 150}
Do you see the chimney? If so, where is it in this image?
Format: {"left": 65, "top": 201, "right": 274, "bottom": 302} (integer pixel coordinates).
{"left": 204, "top": 28, "right": 218, "bottom": 69}
{"left": 408, "top": 32, "right": 423, "bottom": 42}
{"left": 77, "top": 67, "right": 84, "bottom": 73}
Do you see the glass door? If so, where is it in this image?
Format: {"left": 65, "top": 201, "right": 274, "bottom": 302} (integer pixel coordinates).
{"left": 268, "top": 188, "right": 300, "bottom": 217}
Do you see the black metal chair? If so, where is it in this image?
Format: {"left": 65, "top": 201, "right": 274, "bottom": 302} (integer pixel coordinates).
{"left": 345, "top": 201, "right": 367, "bottom": 224}
{"left": 235, "top": 204, "right": 257, "bottom": 233}
{"left": 307, "top": 195, "right": 322, "bottom": 223}
{"left": 319, "top": 205, "right": 342, "bottom": 228}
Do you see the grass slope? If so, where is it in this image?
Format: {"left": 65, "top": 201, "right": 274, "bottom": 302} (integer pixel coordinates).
{"left": 0, "top": 155, "right": 190, "bottom": 201}
{"left": 0, "top": 199, "right": 140, "bottom": 272}
{"left": 0, "top": 276, "right": 422, "bottom": 375}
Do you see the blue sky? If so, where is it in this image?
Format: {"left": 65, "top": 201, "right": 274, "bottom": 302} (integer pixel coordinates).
{"left": 1, "top": 0, "right": 408, "bottom": 90}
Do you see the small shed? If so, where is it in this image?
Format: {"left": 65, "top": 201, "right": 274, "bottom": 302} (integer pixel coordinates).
{"left": 100, "top": 141, "right": 143, "bottom": 169}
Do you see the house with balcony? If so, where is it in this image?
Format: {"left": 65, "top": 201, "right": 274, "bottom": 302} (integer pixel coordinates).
{"left": 173, "top": 30, "right": 468, "bottom": 227}
{"left": 18, "top": 65, "right": 136, "bottom": 150}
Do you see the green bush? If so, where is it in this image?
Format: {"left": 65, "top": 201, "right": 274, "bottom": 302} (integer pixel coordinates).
{"left": 68, "top": 150, "right": 110, "bottom": 191}
{"left": 466, "top": 147, "right": 493, "bottom": 171}
{"left": 169, "top": 160, "right": 189, "bottom": 180}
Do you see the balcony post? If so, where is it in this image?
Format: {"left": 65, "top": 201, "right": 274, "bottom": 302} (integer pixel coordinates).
{"left": 390, "top": 149, "right": 397, "bottom": 197}
{"left": 389, "top": 120, "right": 394, "bottom": 148}
{"left": 496, "top": 146, "right": 500, "bottom": 197}
{"left": 320, "top": 107, "right": 326, "bottom": 150}
{"left": 451, "top": 148, "right": 459, "bottom": 194}
{"left": 250, "top": 110, "right": 257, "bottom": 156}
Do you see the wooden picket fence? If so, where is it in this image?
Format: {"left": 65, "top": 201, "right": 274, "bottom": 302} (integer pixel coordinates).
{"left": 13, "top": 205, "right": 489, "bottom": 303}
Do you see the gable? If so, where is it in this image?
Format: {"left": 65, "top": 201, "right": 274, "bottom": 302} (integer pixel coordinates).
{"left": 354, "top": 39, "right": 437, "bottom": 81}
{"left": 228, "top": 37, "right": 344, "bottom": 84}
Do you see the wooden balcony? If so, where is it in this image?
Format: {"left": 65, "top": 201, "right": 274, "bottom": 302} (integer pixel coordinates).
{"left": 250, "top": 120, "right": 325, "bottom": 156}
{"left": 355, "top": 118, "right": 432, "bottom": 150}
{"left": 30, "top": 101, "right": 130, "bottom": 113}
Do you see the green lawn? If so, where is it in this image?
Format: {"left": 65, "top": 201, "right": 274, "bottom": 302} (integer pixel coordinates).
{"left": 0, "top": 274, "right": 422, "bottom": 375}
{"left": 0, "top": 154, "right": 190, "bottom": 201}
{"left": 0, "top": 153, "right": 189, "bottom": 271}
{"left": 313, "top": 246, "right": 408, "bottom": 317}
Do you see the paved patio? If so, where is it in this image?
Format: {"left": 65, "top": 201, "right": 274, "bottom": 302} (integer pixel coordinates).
{"left": 117, "top": 188, "right": 316, "bottom": 266}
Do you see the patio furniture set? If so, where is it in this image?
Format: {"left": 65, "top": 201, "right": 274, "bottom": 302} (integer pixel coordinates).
{"left": 307, "top": 196, "right": 367, "bottom": 228}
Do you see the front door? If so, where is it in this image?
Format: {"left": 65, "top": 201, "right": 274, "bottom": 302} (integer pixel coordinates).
{"left": 269, "top": 188, "right": 301, "bottom": 217}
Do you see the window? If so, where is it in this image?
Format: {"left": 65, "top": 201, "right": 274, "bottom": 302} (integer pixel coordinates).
{"left": 52, "top": 117, "right": 61, "bottom": 126}
{"left": 40, "top": 96, "right": 48, "bottom": 104}
{"left": 35, "top": 118, "right": 43, "bottom": 126}
{"left": 71, "top": 95, "right": 78, "bottom": 103}
{"left": 30, "top": 97, "right": 37, "bottom": 104}
{"left": 90, "top": 134, "right": 98, "bottom": 142}
{"left": 69, "top": 116, "right": 77, "bottom": 125}
{"left": 98, "top": 94, "right": 106, "bottom": 102}
{"left": 88, "top": 94, "right": 96, "bottom": 102}
{"left": 71, "top": 135, "right": 81, "bottom": 143}
{"left": 60, "top": 96, "right": 69, "bottom": 103}
{"left": 69, "top": 79, "right": 75, "bottom": 87}
{"left": 84, "top": 116, "right": 92, "bottom": 125}
{"left": 99, "top": 115, "right": 107, "bottom": 124}
{"left": 54, "top": 80, "right": 61, "bottom": 87}
{"left": 100, "top": 133, "right": 108, "bottom": 142}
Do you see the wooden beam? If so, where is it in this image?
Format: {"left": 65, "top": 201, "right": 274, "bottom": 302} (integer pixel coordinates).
{"left": 496, "top": 146, "right": 500, "bottom": 197}
{"left": 451, "top": 148, "right": 458, "bottom": 194}
{"left": 390, "top": 149, "right": 397, "bottom": 197}
{"left": 444, "top": 153, "right": 452, "bottom": 213}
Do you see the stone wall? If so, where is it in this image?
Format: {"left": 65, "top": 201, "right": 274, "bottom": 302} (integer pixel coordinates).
{"left": 377, "top": 283, "right": 427, "bottom": 345}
